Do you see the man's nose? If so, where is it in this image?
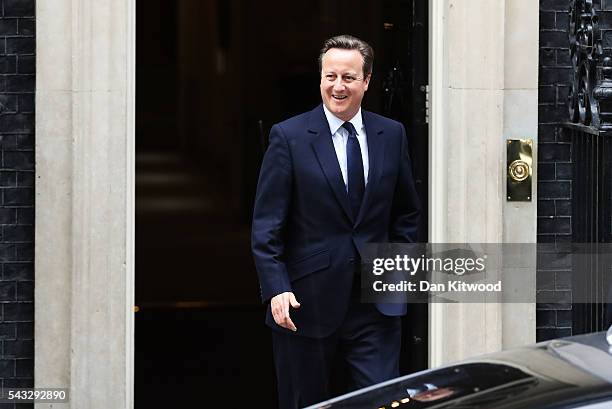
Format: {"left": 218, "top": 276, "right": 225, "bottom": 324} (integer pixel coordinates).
{"left": 332, "top": 78, "right": 346, "bottom": 90}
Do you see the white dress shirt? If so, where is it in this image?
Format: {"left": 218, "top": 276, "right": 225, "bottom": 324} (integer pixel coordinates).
{"left": 322, "top": 104, "right": 369, "bottom": 189}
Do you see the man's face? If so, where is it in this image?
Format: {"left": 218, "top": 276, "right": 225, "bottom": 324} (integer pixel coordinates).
{"left": 320, "top": 48, "right": 370, "bottom": 121}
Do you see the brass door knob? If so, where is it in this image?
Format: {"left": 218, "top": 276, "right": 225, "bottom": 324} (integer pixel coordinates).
{"left": 508, "top": 160, "right": 530, "bottom": 182}
{"left": 507, "top": 139, "right": 533, "bottom": 201}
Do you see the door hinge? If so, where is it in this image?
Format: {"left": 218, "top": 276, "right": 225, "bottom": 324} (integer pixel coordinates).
{"left": 420, "top": 85, "right": 430, "bottom": 124}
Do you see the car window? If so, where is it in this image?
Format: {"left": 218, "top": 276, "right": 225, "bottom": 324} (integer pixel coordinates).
{"left": 319, "top": 362, "right": 536, "bottom": 408}
{"left": 316, "top": 361, "right": 612, "bottom": 409}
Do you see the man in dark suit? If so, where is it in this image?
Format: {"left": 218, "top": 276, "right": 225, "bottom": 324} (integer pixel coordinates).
{"left": 251, "top": 34, "right": 420, "bottom": 408}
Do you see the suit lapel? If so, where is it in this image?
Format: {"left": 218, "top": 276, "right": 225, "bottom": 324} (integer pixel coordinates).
{"left": 308, "top": 105, "right": 354, "bottom": 223}
{"left": 355, "top": 110, "right": 385, "bottom": 227}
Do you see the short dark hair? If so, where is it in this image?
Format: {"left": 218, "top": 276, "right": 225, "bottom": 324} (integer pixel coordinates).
{"left": 318, "top": 34, "right": 374, "bottom": 77}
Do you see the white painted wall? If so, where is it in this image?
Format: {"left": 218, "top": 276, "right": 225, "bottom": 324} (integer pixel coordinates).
{"left": 429, "top": 0, "right": 538, "bottom": 366}
{"left": 35, "top": 0, "right": 135, "bottom": 408}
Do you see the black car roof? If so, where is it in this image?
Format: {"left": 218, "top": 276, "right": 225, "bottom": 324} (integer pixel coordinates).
{"left": 306, "top": 331, "right": 612, "bottom": 409}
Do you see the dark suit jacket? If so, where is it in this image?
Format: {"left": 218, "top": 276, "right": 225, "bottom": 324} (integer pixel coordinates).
{"left": 251, "top": 104, "right": 420, "bottom": 338}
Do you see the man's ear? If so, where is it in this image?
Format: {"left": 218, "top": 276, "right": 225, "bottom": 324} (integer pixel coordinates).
{"left": 364, "top": 74, "right": 371, "bottom": 91}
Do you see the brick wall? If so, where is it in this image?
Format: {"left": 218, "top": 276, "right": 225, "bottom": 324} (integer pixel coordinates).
{"left": 537, "top": 0, "right": 573, "bottom": 341}
{"left": 0, "top": 0, "right": 35, "bottom": 404}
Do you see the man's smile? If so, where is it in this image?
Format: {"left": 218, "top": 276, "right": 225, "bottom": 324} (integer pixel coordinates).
{"left": 332, "top": 95, "right": 347, "bottom": 100}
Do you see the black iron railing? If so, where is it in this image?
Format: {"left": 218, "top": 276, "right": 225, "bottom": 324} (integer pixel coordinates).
{"left": 565, "top": 0, "right": 612, "bottom": 334}
{"left": 566, "top": 123, "right": 612, "bottom": 334}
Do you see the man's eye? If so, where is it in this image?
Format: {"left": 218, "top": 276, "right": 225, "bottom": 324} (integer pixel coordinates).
{"left": 343, "top": 76, "right": 356, "bottom": 82}
{"left": 326, "top": 75, "right": 336, "bottom": 80}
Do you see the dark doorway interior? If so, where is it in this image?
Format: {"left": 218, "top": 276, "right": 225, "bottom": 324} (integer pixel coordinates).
{"left": 136, "top": 1, "right": 428, "bottom": 407}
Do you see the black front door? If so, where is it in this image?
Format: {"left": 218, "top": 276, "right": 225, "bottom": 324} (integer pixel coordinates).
{"left": 378, "top": 0, "right": 429, "bottom": 374}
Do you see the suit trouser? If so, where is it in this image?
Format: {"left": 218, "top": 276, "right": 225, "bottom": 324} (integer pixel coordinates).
{"left": 271, "top": 299, "right": 401, "bottom": 409}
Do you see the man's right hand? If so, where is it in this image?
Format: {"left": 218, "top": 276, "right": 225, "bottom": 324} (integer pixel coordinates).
{"left": 270, "top": 292, "right": 300, "bottom": 331}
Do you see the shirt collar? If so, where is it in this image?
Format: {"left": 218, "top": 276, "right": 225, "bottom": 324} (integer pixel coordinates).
{"left": 322, "top": 104, "right": 363, "bottom": 136}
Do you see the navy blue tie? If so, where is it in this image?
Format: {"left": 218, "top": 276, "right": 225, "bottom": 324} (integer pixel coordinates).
{"left": 342, "top": 121, "right": 365, "bottom": 219}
